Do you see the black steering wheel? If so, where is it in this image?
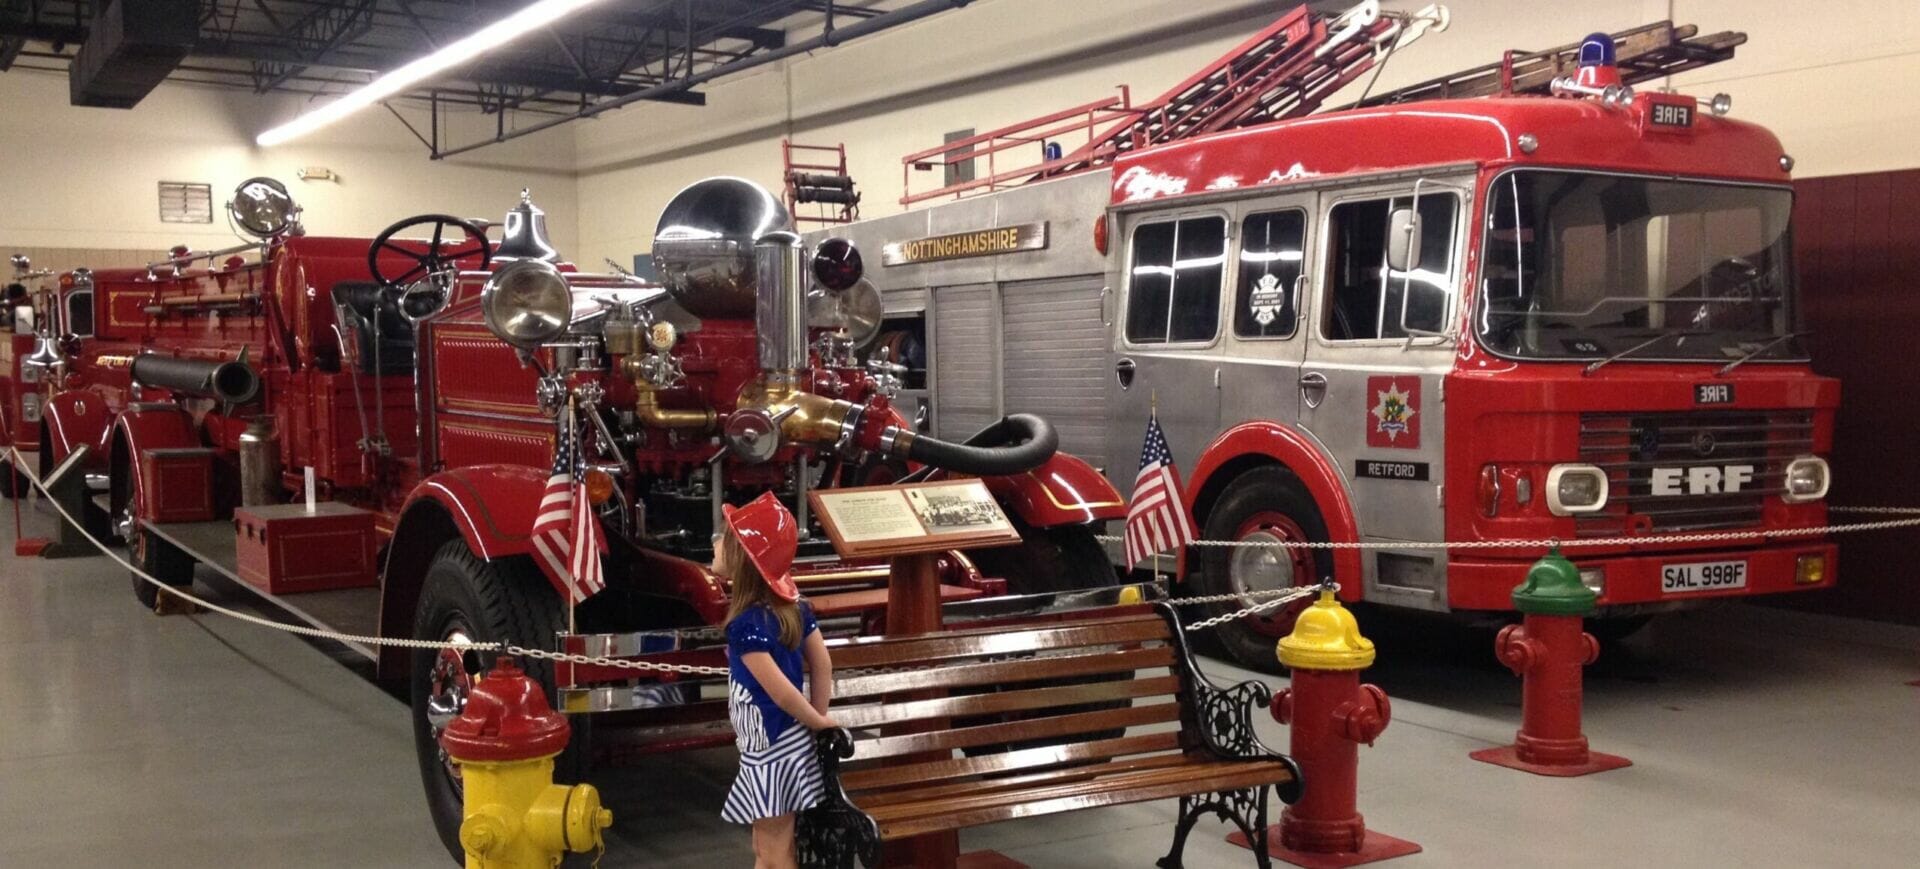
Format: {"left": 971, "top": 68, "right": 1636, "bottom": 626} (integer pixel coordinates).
{"left": 367, "top": 214, "right": 493, "bottom": 290}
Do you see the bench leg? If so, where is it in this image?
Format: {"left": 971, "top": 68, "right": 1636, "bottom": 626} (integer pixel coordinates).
{"left": 1159, "top": 785, "right": 1272, "bottom": 869}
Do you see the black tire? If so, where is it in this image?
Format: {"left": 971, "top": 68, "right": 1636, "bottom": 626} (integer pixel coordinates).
{"left": 960, "top": 522, "right": 1123, "bottom": 754}
{"left": 1588, "top": 615, "right": 1654, "bottom": 643}
{"left": 1195, "top": 466, "right": 1333, "bottom": 674}
{"left": 965, "top": 521, "right": 1118, "bottom": 595}
{"left": 410, "top": 540, "right": 591, "bottom": 866}
{"left": 130, "top": 527, "right": 195, "bottom": 610}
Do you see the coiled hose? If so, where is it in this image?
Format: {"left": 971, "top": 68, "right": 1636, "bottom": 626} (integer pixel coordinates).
{"left": 899, "top": 413, "right": 1057, "bottom": 478}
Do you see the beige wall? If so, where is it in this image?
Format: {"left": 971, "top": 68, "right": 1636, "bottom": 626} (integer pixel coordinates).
{"left": 5, "top": 0, "right": 1917, "bottom": 271}
{"left": 570, "top": 0, "right": 1920, "bottom": 267}
{"left": 0, "top": 68, "right": 578, "bottom": 263}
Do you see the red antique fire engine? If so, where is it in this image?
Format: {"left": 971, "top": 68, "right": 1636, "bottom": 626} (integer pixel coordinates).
{"left": 818, "top": 2, "right": 1836, "bottom": 669}
{"left": 18, "top": 175, "right": 1122, "bottom": 859}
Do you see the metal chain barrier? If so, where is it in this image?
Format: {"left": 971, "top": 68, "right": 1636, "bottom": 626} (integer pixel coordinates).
{"left": 14, "top": 446, "right": 1920, "bottom": 663}
{"left": 1097, "top": 505, "right": 1920, "bottom": 553}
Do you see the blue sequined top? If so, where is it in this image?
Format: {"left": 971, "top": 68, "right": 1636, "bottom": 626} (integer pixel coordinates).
{"left": 725, "top": 601, "right": 819, "bottom": 748}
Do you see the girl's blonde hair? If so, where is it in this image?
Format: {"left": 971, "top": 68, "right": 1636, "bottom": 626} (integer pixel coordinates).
{"left": 719, "top": 529, "right": 803, "bottom": 648}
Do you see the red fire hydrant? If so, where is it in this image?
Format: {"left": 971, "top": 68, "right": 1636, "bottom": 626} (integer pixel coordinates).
{"left": 1230, "top": 590, "right": 1420, "bottom": 868}
{"left": 440, "top": 657, "right": 612, "bottom": 868}
{"left": 1469, "top": 549, "right": 1631, "bottom": 777}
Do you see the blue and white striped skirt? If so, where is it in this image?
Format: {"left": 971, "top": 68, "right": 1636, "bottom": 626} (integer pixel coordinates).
{"left": 721, "top": 722, "right": 826, "bottom": 823}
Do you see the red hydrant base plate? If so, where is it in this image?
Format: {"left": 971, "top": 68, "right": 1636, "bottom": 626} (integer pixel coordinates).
{"left": 15, "top": 538, "right": 51, "bottom": 556}
{"left": 1226, "top": 827, "right": 1422, "bottom": 869}
{"left": 1469, "top": 745, "right": 1632, "bottom": 777}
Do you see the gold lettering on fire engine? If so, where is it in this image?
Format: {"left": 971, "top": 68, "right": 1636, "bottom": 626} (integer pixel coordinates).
{"left": 881, "top": 222, "right": 1049, "bottom": 266}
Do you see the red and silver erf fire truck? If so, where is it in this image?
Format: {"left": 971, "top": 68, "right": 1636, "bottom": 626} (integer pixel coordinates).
{"left": 813, "top": 5, "right": 1837, "bottom": 668}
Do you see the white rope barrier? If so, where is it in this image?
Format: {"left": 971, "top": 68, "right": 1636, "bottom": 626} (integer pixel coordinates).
{"left": 10, "top": 447, "right": 1917, "bottom": 667}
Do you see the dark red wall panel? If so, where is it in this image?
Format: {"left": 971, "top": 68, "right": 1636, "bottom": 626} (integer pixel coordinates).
{"left": 1793, "top": 170, "right": 1920, "bottom": 625}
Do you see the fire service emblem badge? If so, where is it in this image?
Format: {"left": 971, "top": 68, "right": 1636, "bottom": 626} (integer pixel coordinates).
{"left": 1367, "top": 377, "right": 1420, "bottom": 449}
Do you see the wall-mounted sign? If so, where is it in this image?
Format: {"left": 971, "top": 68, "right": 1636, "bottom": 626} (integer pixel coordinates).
{"left": 881, "top": 222, "right": 1048, "bottom": 266}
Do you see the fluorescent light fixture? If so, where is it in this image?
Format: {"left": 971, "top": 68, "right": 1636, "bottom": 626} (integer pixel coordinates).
{"left": 257, "top": 0, "right": 609, "bottom": 147}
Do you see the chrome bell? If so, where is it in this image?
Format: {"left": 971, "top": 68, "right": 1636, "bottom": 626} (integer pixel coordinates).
{"left": 493, "top": 188, "right": 562, "bottom": 263}
{"left": 22, "top": 334, "right": 66, "bottom": 378}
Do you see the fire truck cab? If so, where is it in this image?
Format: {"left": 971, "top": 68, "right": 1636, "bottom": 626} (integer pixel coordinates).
{"left": 816, "top": 24, "right": 1837, "bottom": 668}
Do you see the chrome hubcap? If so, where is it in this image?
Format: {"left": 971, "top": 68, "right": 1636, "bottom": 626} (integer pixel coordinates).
{"left": 1228, "top": 530, "right": 1297, "bottom": 607}
{"left": 426, "top": 626, "right": 476, "bottom": 784}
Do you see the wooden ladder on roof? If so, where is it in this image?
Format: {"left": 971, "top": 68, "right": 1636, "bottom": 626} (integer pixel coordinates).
{"left": 1346, "top": 20, "right": 1747, "bottom": 108}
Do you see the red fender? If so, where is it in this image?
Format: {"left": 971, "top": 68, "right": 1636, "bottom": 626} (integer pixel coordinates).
{"left": 108, "top": 404, "right": 201, "bottom": 521}
{"left": 979, "top": 452, "right": 1127, "bottom": 527}
{"left": 377, "top": 465, "right": 554, "bottom": 678}
{"left": 1186, "top": 421, "right": 1362, "bottom": 601}
{"left": 42, "top": 389, "right": 112, "bottom": 472}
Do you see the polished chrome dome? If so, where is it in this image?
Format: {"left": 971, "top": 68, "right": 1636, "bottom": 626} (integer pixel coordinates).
{"left": 651, "top": 177, "right": 793, "bottom": 318}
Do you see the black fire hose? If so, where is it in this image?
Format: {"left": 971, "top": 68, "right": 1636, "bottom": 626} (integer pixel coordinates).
{"left": 129, "top": 354, "right": 261, "bottom": 405}
{"left": 895, "top": 413, "right": 1057, "bottom": 478}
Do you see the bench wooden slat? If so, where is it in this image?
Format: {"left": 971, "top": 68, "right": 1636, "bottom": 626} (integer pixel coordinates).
{"left": 850, "top": 702, "right": 1182, "bottom": 762}
{"left": 826, "top": 618, "right": 1170, "bottom": 669}
{"left": 829, "top": 675, "right": 1181, "bottom": 730}
{"left": 826, "top": 611, "right": 1163, "bottom": 651}
{"left": 852, "top": 753, "right": 1195, "bottom": 810}
{"left": 838, "top": 731, "right": 1184, "bottom": 792}
{"left": 832, "top": 646, "right": 1174, "bottom": 698}
{"left": 870, "top": 760, "right": 1296, "bottom": 840}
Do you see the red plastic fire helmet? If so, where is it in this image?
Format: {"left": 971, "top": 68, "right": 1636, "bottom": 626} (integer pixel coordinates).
{"left": 722, "top": 492, "right": 799, "bottom": 601}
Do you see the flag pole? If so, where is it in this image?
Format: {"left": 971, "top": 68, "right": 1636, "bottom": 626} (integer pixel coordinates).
{"left": 566, "top": 396, "right": 578, "bottom": 638}
{"left": 1149, "top": 389, "right": 1160, "bottom": 587}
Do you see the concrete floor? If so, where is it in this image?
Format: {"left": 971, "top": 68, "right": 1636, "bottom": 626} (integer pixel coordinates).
{"left": 4, "top": 499, "right": 1919, "bottom": 868}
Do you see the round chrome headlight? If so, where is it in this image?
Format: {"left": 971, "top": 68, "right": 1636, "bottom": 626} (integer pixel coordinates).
{"left": 481, "top": 259, "right": 572, "bottom": 350}
{"left": 229, "top": 177, "right": 299, "bottom": 239}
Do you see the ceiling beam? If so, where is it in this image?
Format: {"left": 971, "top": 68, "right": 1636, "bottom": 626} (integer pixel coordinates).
{"left": 191, "top": 40, "right": 706, "bottom": 104}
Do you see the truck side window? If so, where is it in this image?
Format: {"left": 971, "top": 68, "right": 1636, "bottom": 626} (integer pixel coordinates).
{"left": 1126, "top": 215, "right": 1225, "bottom": 344}
{"left": 66, "top": 291, "right": 94, "bottom": 338}
{"left": 1323, "top": 193, "right": 1458, "bottom": 340}
{"left": 1234, "top": 209, "right": 1305, "bottom": 339}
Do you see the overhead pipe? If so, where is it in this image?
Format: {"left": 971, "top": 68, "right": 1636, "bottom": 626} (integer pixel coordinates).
{"left": 433, "top": 0, "right": 974, "bottom": 160}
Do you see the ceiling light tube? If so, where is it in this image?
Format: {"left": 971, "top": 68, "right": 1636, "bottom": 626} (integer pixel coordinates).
{"left": 257, "top": 0, "right": 609, "bottom": 147}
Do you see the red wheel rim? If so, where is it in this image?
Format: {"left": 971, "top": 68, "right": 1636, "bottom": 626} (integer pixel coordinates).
{"left": 1227, "top": 510, "right": 1315, "bottom": 638}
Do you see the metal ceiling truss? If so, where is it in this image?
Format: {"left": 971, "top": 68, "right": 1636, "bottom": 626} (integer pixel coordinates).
{"left": 1, "top": 1, "right": 957, "bottom": 157}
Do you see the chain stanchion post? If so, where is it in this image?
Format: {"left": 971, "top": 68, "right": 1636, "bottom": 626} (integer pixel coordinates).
{"left": 440, "top": 656, "right": 613, "bottom": 869}
{"left": 1470, "top": 548, "right": 1631, "bottom": 776}
{"left": 1228, "top": 587, "right": 1420, "bottom": 867}
{"left": 9, "top": 449, "right": 52, "bottom": 556}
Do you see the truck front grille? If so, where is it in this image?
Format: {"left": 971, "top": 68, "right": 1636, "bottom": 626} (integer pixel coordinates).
{"left": 1575, "top": 410, "right": 1814, "bottom": 537}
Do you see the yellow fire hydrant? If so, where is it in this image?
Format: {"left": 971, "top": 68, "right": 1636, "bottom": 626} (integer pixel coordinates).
{"left": 439, "top": 657, "right": 613, "bottom": 869}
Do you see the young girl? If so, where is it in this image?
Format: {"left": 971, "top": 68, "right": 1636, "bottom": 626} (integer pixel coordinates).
{"left": 717, "top": 492, "right": 836, "bottom": 869}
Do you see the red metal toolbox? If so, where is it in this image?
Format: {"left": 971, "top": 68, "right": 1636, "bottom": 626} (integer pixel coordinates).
{"left": 234, "top": 502, "right": 378, "bottom": 595}
{"left": 138, "top": 447, "right": 215, "bottom": 523}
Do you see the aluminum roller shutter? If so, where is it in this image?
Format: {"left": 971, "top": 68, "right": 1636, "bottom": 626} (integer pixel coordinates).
{"left": 931, "top": 283, "right": 999, "bottom": 441}
{"left": 1001, "top": 275, "right": 1108, "bottom": 471}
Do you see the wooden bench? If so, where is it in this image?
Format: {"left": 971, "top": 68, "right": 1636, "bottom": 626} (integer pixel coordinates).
{"left": 798, "top": 602, "right": 1301, "bottom": 869}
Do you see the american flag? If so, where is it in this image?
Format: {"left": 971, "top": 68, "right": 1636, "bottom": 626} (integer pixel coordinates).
{"left": 530, "top": 406, "right": 607, "bottom": 604}
{"left": 1124, "top": 413, "right": 1196, "bottom": 568}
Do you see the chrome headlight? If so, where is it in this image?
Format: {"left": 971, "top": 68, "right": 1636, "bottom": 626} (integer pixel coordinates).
{"left": 1782, "top": 456, "right": 1830, "bottom": 503}
{"left": 481, "top": 259, "right": 572, "bottom": 350}
{"left": 1546, "top": 464, "right": 1609, "bottom": 516}
{"left": 228, "top": 177, "right": 299, "bottom": 239}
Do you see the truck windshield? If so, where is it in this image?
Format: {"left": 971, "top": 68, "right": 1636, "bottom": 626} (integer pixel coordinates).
{"left": 1478, "top": 170, "right": 1801, "bottom": 363}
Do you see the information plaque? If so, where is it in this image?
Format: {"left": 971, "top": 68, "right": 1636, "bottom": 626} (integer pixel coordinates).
{"left": 808, "top": 479, "right": 1021, "bottom": 558}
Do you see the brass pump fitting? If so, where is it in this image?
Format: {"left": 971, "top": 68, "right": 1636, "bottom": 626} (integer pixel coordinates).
{"left": 622, "top": 357, "right": 716, "bottom": 430}
{"left": 735, "top": 371, "right": 862, "bottom": 447}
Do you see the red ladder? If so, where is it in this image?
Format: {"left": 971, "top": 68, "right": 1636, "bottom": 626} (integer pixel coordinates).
{"left": 899, "top": 1, "right": 1444, "bottom": 206}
